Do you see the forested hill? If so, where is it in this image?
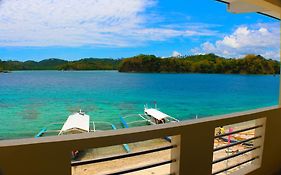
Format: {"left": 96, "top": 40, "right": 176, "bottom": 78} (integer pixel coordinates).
{"left": 0, "top": 58, "right": 120, "bottom": 71}
{"left": 0, "top": 54, "right": 280, "bottom": 74}
{"left": 119, "top": 54, "right": 280, "bottom": 74}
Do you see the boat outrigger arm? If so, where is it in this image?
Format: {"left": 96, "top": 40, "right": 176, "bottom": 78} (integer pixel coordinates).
{"left": 35, "top": 122, "right": 65, "bottom": 138}
{"left": 35, "top": 128, "right": 47, "bottom": 138}
{"left": 111, "top": 122, "right": 131, "bottom": 153}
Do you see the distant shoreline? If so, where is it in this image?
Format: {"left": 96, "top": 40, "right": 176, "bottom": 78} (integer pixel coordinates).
{"left": 1, "top": 70, "right": 280, "bottom": 76}
{"left": 0, "top": 70, "right": 11, "bottom": 73}
{"left": 1, "top": 53, "right": 280, "bottom": 75}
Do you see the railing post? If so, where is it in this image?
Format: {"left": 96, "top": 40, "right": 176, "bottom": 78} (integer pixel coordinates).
{"left": 171, "top": 135, "right": 181, "bottom": 174}
{"left": 252, "top": 118, "right": 266, "bottom": 167}
{"left": 170, "top": 124, "right": 215, "bottom": 175}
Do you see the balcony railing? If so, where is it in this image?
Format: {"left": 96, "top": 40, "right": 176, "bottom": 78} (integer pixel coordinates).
{"left": 0, "top": 106, "right": 281, "bottom": 175}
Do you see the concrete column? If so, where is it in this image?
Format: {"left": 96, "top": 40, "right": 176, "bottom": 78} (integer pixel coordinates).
{"left": 170, "top": 125, "right": 214, "bottom": 175}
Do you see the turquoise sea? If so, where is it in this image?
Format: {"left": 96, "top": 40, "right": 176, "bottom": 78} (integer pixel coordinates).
{"left": 0, "top": 71, "right": 279, "bottom": 140}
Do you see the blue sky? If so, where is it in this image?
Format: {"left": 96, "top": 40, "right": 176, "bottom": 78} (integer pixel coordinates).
{"left": 0, "top": 0, "right": 279, "bottom": 61}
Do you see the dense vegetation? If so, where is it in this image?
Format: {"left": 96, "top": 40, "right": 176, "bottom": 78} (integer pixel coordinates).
{"left": 119, "top": 54, "right": 280, "bottom": 74}
{"left": 59, "top": 58, "right": 120, "bottom": 70}
{"left": 0, "top": 54, "right": 280, "bottom": 74}
{"left": 0, "top": 58, "right": 120, "bottom": 71}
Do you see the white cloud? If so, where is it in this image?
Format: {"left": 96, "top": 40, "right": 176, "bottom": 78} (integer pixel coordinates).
{"left": 191, "top": 23, "right": 280, "bottom": 60}
{"left": 0, "top": 0, "right": 217, "bottom": 47}
{"left": 172, "top": 51, "right": 182, "bottom": 57}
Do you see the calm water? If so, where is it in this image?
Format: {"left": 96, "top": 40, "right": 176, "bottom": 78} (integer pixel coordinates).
{"left": 0, "top": 71, "right": 279, "bottom": 140}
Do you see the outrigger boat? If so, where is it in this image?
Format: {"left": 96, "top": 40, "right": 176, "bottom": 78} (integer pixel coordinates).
{"left": 58, "top": 110, "right": 90, "bottom": 158}
{"left": 36, "top": 110, "right": 91, "bottom": 158}
{"left": 35, "top": 109, "right": 131, "bottom": 158}
{"left": 59, "top": 110, "right": 90, "bottom": 135}
{"left": 120, "top": 104, "right": 179, "bottom": 127}
{"left": 120, "top": 104, "right": 179, "bottom": 142}
{"left": 35, "top": 110, "right": 90, "bottom": 138}
{"left": 139, "top": 104, "right": 179, "bottom": 125}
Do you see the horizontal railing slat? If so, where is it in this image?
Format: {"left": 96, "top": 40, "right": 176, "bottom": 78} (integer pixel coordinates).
{"left": 214, "top": 125, "right": 263, "bottom": 139}
{"left": 72, "top": 145, "right": 176, "bottom": 166}
{"left": 214, "top": 135, "right": 262, "bottom": 152}
{"left": 212, "top": 156, "right": 259, "bottom": 175}
{"left": 213, "top": 146, "right": 261, "bottom": 164}
{"left": 104, "top": 159, "right": 175, "bottom": 175}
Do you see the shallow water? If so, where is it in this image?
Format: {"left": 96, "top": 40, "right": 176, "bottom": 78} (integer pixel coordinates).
{"left": 0, "top": 71, "right": 279, "bottom": 139}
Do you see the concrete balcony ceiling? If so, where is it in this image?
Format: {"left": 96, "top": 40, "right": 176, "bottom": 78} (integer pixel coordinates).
{"left": 218, "top": 0, "right": 280, "bottom": 20}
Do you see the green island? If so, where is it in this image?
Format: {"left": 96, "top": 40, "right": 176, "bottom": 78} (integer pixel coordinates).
{"left": 0, "top": 54, "right": 280, "bottom": 74}
{"left": 0, "top": 58, "right": 120, "bottom": 71}
{"left": 119, "top": 54, "right": 280, "bottom": 74}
